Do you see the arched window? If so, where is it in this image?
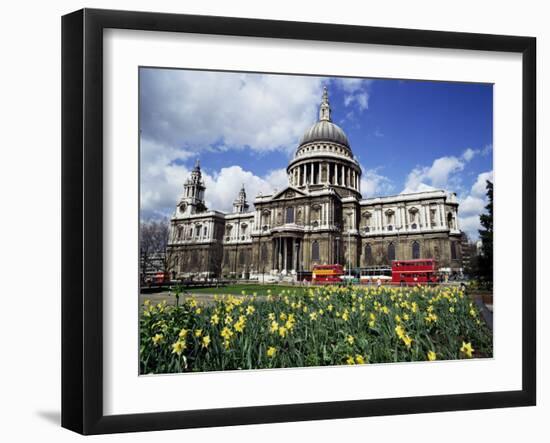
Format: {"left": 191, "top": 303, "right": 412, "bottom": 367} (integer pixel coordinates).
{"left": 388, "top": 242, "right": 395, "bottom": 262}
{"left": 177, "top": 226, "right": 183, "bottom": 240}
{"left": 286, "top": 207, "right": 295, "bottom": 223}
{"left": 312, "top": 241, "right": 320, "bottom": 261}
{"left": 451, "top": 241, "right": 457, "bottom": 260}
{"left": 364, "top": 244, "right": 372, "bottom": 265}
{"left": 412, "top": 241, "right": 420, "bottom": 259}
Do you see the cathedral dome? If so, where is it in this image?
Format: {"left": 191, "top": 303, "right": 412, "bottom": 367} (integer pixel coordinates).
{"left": 299, "top": 119, "right": 349, "bottom": 147}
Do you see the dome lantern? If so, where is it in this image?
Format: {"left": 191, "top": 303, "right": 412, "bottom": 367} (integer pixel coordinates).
{"left": 319, "top": 86, "right": 331, "bottom": 122}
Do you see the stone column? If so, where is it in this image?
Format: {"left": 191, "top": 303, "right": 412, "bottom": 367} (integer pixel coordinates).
{"left": 282, "top": 238, "right": 287, "bottom": 271}
{"left": 292, "top": 238, "right": 296, "bottom": 271}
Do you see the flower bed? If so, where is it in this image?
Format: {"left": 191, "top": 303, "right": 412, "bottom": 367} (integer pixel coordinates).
{"left": 140, "top": 285, "right": 493, "bottom": 374}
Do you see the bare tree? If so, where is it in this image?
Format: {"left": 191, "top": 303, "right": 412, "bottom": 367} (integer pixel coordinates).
{"left": 140, "top": 219, "right": 170, "bottom": 284}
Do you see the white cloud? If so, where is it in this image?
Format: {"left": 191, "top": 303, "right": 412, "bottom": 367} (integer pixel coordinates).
{"left": 481, "top": 144, "right": 493, "bottom": 156}
{"left": 462, "top": 148, "right": 478, "bottom": 162}
{"left": 140, "top": 154, "right": 288, "bottom": 220}
{"left": 141, "top": 69, "right": 323, "bottom": 154}
{"left": 457, "top": 170, "right": 493, "bottom": 240}
{"left": 334, "top": 78, "right": 372, "bottom": 111}
{"left": 401, "top": 148, "right": 480, "bottom": 194}
{"left": 471, "top": 170, "right": 494, "bottom": 197}
{"left": 360, "top": 167, "right": 394, "bottom": 198}
{"left": 458, "top": 215, "right": 482, "bottom": 239}
{"left": 203, "top": 166, "right": 288, "bottom": 212}
{"left": 460, "top": 195, "right": 486, "bottom": 215}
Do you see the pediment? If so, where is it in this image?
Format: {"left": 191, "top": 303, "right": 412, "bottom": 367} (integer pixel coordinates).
{"left": 271, "top": 186, "right": 308, "bottom": 200}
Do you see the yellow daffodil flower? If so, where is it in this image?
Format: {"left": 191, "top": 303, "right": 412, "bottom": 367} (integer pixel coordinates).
{"left": 460, "top": 341, "right": 474, "bottom": 358}
{"left": 171, "top": 340, "right": 186, "bottom": 355}
{"left": 151, "top": 333, "right": 164, "bottom": 345}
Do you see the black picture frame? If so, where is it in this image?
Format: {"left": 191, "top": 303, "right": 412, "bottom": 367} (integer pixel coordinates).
{"left": 62, "top": 8, "right": 536, "bottom": 435}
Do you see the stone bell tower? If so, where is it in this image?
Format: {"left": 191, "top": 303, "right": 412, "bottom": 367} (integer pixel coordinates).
{"left": 178, "top": 159, "right": 207, "bottom": 216}
{"left": 232, "top": 184, "right": 249, "bottom": 213}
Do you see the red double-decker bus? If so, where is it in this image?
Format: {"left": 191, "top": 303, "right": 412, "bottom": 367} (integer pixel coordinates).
{"left": 312, "top": 264, "right": 344, "bottom": 284}
{"left": 391, "top": 259, "right": 439, "bottom": 285}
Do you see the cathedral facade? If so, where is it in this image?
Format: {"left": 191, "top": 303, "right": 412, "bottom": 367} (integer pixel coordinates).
{"left": 167, "top": 88, "right": 463, "bottom": 280}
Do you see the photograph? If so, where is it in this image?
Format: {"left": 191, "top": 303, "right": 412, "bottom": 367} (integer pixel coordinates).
{"left": 138, "top": 68, "right": 494, "bottom": 374}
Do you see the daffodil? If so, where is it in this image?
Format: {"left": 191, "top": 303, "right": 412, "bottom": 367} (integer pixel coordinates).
{"left": 201, "top": 335, "right": 211, "bottom": 349}
{"left": 460, "top": 341, "right": 474, "bottom": 358}
{"left": 355, "top": 355, "right": 365, "bottom": 364}
{"left": 234, "top": 315, "right": 246, "bottom": 333}
{"left": 194, "top": 329, "right": 202, "bottom": 337}
{"left": 220, "top": 326, "right": 233, "bottom": 341}
{"left": 267, "top": 346, "right": 277, "bottom": 358}
{"left": 395, "top": 325, "right": 405, "bottom": 339}
{"left": 402, "top": 335, "right": 413, "bottom": 348}
{"left": 151, "top": 333, "right": 164, "bottom": 345}
{"left": 345, "top": 355, "right": 355, "bottom": 365}
{"left": 178, "top": 328, "right": 188, "bottom": 338}
{"left": 171, "top": 340, "right": 186, "bottom": 355}
{"left": 211, "top": 313, "right": 220, "bottom": 325}
{"left": 346, "top": 335, "right": 355, "bottom": 345}
{"left": 427, "top": 350, "right": 437, "bottom": 361}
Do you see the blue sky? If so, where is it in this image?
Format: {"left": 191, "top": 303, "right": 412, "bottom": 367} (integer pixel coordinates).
{"left": 140, "top": 68, "right": 493, "bottom": 239}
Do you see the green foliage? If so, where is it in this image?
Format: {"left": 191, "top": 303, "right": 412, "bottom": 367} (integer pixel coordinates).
{"left": 478, "top": 180, "right": 494, "bottom": 286}
{"left": 140, "top": 286, "right": 493, "bottom": 374}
